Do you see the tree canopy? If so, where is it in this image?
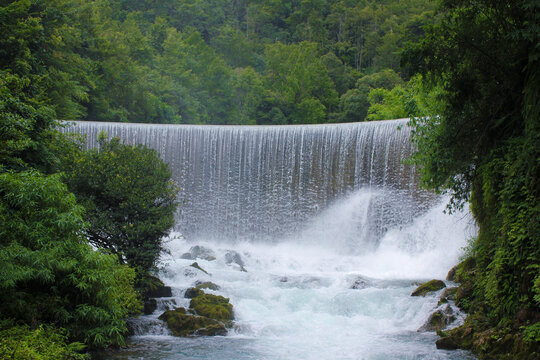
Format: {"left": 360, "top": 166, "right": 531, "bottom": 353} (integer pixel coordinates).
{"left": 62, "top": 135, "right": 179, "bottom": 275}
{"left": 0, "top": 0, "right": 438, "bottom": 125}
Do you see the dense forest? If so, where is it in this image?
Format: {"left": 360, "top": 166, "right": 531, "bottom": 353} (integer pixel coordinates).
{"left": 0, "top": 0, "right": 538, "bottom": 359}
{"left": 1, "top": 0, "right": 437, "bottom": 125}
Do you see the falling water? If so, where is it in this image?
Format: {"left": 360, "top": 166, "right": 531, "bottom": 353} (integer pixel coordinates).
{"left": 66, "top": 120, "right": 476, "bottom": 360}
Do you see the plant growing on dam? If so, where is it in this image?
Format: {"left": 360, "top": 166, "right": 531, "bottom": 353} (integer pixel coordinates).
{"left": 62, "top": 134, "right": 179, "bottom": 275}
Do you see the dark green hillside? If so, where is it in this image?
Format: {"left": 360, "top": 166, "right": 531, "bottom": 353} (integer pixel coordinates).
{"left": 1, "top": 0, "right": 438, "bottom": 125}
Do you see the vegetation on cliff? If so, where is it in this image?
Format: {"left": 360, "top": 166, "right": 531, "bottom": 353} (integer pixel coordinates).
{"left": 403, "top": 0, "right": 539, "bottom": 357}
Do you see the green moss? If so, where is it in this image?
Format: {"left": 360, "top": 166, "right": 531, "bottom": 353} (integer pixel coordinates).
{"left": 411, "top": 279, "right": 446, "bottom": 297}
{"left": 190, "top": 294, "right": 234, "bottom": 321}
{"left": 158, "top": 308, "right": 226, "bottom": 337}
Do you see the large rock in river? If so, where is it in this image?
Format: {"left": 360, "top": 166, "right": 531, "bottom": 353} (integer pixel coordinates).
{"left": 224, "top": 250, "right": 247, "bottom": 272}
{"left": 159, "top": 307, "right": 226, "bottom": 337}
{"left": 190, "top": 294, "right": 234, "bottom": 322}
{"left": 180, "top": 245, "right": 217, "bottom": 261}
{"left": 196, "top": 281, "right": 220, "bottom": 291}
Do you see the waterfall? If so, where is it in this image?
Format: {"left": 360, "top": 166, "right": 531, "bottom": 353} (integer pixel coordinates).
{"left": 65, "top": 119, "right": 437, "bottom": 247}
{"left": 72, "top": 119, "right": 476, "bottom": 359}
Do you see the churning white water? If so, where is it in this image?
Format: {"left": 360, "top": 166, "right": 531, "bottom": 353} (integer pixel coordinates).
{"left": 67, "top": 120, "right": 477, "bottom": 359}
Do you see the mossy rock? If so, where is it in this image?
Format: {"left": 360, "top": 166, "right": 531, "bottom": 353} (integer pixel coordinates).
{"left": 411, "top": 279, "right": 446, "bottom": 297}
{"left": 184, "top": 287, "right": 204, "bottom": 298}
{"left": 436, "top": 334, "right": 461, "bottom": 350}
{"left": 419, "top": 305, "right": 456, "bottom": 332}
{"left": 190, "top": 294, "right": 234, "bottom": 322}
{"left": 435, "top": 316, "right": 539, "bottom": 358}
{"left": 446, "top": 265, "right": 458, "bottom": 281}
{"left": 438, "top": 286, "right": 458, "bottom": 306}
{"left": 436, "top": 322, "right": 474, "bottom": 350}
{"left": 455, "top": 283, "right": 474, "bottom": 310}
{"left": 426, "top": 311, "right": 450, "bottom": 332}
{"left": 158, "top": 307, "right": 226, "bottom": 337}
{"left": 196, "top": 281, "right": 220, "bottom": 291}
{"left": 454, "top": 257, "right": 476, "bottom": 283}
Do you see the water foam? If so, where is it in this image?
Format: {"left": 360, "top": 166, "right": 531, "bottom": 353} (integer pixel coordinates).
{"left": 153, "top": 189, "right": 475, "bottom": 359}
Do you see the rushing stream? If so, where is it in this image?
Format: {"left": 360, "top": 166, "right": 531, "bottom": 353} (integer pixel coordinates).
{"left": 67, "top": 119, "right": 477, "bottom": 360}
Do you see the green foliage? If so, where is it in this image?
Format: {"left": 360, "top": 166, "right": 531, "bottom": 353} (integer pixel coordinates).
{"left": 335, "top": 69, "right": 404, "bottom": 122}
{"left": 523, "top": 322, "right": 540, "bottom": 344}
{"left": 366, "top": 87, "right": 408, "bottom": 121}
{"left": 404, "top": 0, "right": 539, "bottom": 356}
{"left": 0, "top": 170, "right": 140, "bottom": 348}
{"left": 0, "top": 73, "right": 58, "bottom": 172}
{"left": 363, "top": 74, "right": 444, "bottom": 121}
{"left": 1, "top": 0, "right": 438, "bottom": 124}
{"left": 0, "top": 0, "right": 91, "bottom": 119}
{"left": 62, "top": 135, "right": 179, "bottom": 274}
{"left": 0, "top": 321, "right": 89, "bottom": 360}
{"left": 262, "top": 41, "right": 338, "bottom": 124}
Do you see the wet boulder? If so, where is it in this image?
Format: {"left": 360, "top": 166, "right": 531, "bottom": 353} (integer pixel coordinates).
{"left": 411, "top": 279, "right": 446, "bottom": 297}
{"left": 436, "top": 334, "right": 461, "bottom": 350}
{"left": 438, "top": 286, "right": 458, "bottom": 305}
{"left": 196, "top": 281, "right": 220, "bottom": 291}
{"left": 190, "top": 294, "right": 234, "bottom": 322}
{"left": 418, "top": 304, "right": 456, "bottom": 332}
{"left": 224, "top": 251, "right": 247, "bottom": 272}
{"left": 180, "top": 245, "right": 216, "bottom": 261}
{"left": 350, "top": 276, "right": 371, "bottom": 290}
{"left": 446, "top": 265, "right": 458, "bottom": 281}
{"left": 184, "top": 287, "right": 204, "bottom": 299}
{"left": 143, "top": 299, "right": 157, "bottom": 315}
{"left": 159, "top": 307, "right": 227, "bottom": 337}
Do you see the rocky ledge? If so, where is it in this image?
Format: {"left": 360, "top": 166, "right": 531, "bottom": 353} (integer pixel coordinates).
{"left": 432, "top": 261, "right": 539, "bottom": 359}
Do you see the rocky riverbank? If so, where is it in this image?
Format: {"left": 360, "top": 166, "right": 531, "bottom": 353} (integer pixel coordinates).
{"left": 426, "top": 261, "right": 539, "bottom": 359}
